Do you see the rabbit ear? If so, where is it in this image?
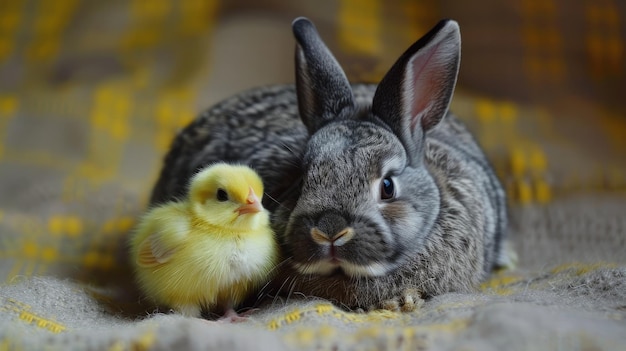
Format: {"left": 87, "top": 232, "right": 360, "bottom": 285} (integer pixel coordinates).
{"left": 372, "top": 20, "right": 461, "bottom": 164}
{"left": 293, "top": 17, "right": 355, "bottom": 134}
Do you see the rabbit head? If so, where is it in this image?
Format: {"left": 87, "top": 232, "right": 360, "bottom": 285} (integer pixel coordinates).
{"left": 284, "top": 18, "right": 461, "bottom": 280}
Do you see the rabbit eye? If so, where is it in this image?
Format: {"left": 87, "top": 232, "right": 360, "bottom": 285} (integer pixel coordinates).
{"left": 380, "top": 177, "right": 395, "bottom": 200}
{"left": 216, "top": 188, "right": 229, "bottom": 202}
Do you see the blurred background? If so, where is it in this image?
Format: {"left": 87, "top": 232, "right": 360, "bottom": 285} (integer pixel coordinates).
{"left": 0, "top": 0, "right": 624, "bottom": 287}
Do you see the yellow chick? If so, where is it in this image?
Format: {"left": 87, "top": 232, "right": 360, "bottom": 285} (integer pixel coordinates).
{"left": 129, "top": 163, "right": 279, "bottom": 320}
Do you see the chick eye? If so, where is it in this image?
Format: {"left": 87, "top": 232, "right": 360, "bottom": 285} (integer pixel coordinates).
{"left": 380, "top": 177, "right": 395, "bottom": 200}
{"left": 216, "top": 188, "right": 229, "bottom": 202}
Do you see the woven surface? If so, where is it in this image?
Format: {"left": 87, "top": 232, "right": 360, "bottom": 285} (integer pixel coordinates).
{"left": 1, "top": 1, "right": 625, "bottom": 350}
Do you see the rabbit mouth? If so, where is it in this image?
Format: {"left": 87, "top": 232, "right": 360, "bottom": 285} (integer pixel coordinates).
{"left": 293, "top": 259, "right": 390, "bottom": 278}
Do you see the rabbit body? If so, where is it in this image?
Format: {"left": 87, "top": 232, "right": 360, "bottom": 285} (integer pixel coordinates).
{"left": 150, "top": 19, "right": 510, "bottom": 310}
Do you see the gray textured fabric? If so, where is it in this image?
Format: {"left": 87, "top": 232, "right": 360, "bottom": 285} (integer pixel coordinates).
{"left": 1, "top": 263, "right": 625, "bottom": 350}
{"left": 1, "top": 195, "right": 625, "bottom": 350}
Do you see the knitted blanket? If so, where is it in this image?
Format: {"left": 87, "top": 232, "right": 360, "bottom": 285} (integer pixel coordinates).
{"left": 1, "top": 1, "right": 625, "bottom": 350}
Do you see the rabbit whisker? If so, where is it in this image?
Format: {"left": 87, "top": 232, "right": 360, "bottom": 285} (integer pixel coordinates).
{"left": 264, "top": 188, "right": 299, "bottom": 212}
{"left": 272, "top": 275, "right": 292, "bottom": 307}
{"left": 263, "top": 192, "right": 282, "bottom": 206}
{"left": 285, "top": 277, "right": 298, "bottom": 304}
{"left": 266, "top": 256, "right": 293, "bottom": 276}
{"left": 256, "top": 278, "right": 274, "bottom": 299}
{"left": 278, "top": 141, "right": 303, "bottom": 160}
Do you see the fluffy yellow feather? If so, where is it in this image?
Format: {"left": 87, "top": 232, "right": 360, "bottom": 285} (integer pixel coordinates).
{"left": 129, "top": 163, "right": 279, "bottom": 319}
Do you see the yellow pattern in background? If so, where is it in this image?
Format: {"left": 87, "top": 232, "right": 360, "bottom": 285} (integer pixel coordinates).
{"left": 403, "top": 0, "right": 437, "bottom": 40}
{"left": 470, "top": 97, "right": 553, "bottom": 204}
{"left": 154, "top": 89, "right": 198, "bottom": 151}
{"left": 0, "top": 1, "right": 22, "bottom": 62}
{"left": 0, "top": 96, "right": 18, "bottom": 160}
{"left": 521, "top": 0, "right": 566, "bottom": 84}
{"left": 48, "top": 216, "right": 83, "bottom": 238}
{"left": 586, "top": 1, "right": 624, "bottom": 79}
{"left": 339, "top": 0, "right": 381, "bottom": 55}
{"left": 179, "top": 0, "right": 220, "bottom": 36}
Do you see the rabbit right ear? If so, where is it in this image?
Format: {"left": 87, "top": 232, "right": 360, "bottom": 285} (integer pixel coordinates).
{"left": 372, "top": 20, "right": 461, "bottom": 165}
{"left": 293, "top": 17, "right": 356, "bottom": 134}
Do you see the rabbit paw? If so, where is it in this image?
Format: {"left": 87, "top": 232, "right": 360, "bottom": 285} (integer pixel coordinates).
{"left": 380, "top": 289, "right": 424, "bottom": 312}
{"left": 495, "top": 241, "right": 519, "bottom": 271}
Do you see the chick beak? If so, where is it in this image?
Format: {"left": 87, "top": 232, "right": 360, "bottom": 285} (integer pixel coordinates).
{"left": 236, "top": 187, "right": 263, "bottom": 215}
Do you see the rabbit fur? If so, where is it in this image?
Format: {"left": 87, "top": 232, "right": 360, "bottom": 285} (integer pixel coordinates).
{"left": 149, "top": 18, "right": 511, "bottom": 310}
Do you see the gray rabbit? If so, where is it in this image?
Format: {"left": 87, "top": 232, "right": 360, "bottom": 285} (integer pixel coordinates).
{"left": 149, "top": 18, "right": 513, "bottom": 311}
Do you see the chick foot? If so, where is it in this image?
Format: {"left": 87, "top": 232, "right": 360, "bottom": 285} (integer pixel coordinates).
{"left": 218, "top": 308, "right": 250, "bottom": 323}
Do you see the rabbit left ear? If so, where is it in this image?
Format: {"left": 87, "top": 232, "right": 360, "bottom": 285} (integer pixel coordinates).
{"left": 372, "top": 20, "right": 461, "bottom": 164}
{"left": 293, "top": 17, "right": 356, "bottom": 134}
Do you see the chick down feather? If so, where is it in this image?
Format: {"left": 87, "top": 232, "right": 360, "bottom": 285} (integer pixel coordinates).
{"left": 129, "top": 163, "right": 279, "bottom": 318}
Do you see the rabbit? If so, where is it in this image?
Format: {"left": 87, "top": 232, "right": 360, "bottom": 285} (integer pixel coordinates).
{"left": 149, "top": 17, "right": 513, "bottom": 311}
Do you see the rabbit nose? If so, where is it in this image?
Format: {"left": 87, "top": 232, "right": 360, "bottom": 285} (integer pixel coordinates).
{"left": 310, "top": 227, "right": 355, "bottom": 246}
{"left": 309, "top": 212, "right": 354, "bottom": 246}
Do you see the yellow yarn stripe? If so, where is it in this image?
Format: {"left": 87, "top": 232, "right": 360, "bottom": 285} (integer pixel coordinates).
{"left": 339, "top": 0, "right": 381, "bottom": 55}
